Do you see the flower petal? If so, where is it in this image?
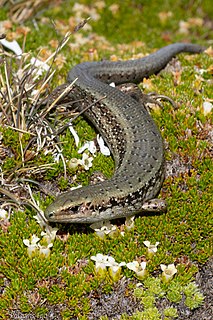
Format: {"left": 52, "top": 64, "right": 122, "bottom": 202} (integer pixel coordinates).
{"left": 143, "top": 241, "right": 151, "bottom": 247}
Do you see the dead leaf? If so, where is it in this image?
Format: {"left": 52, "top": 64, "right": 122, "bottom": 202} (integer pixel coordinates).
{"left": 158, "top": 11, "right": 173, "bottom": 23}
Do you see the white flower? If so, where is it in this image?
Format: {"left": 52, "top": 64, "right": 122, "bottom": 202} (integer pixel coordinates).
{"left": 0, "top": 209, "right": 9, "bottom": 220}
{"left": 23, "top": 234, "right": 40, "bottom": 247}
{"left": 195, "top": 69, "right": 205, "bottom": 76}
{"left": 72, "top": 2, "right": 87, "bottom": 13}
{"left": 23, "top": 234, "right": 40, "bottom": 257}
{"left": 160, "top": 264, "right": 177, "bottom": 282}
{"left": 91, "top": 253, "right": 125, "bottom": 281}
{"left": 126, "top": 261, "right": 146, "bottom": 272}
{"left": 109, "top": 3, "right": 119, "bottom": 14}
{"left": 179, "top": 20, "right": 190, "bottom": 34}
{"left": 90, "top": 221, "right": 118, "bottom": 238}
{"left": 33, "top": 213, "right": 48, "bottom": 229}
{"left": 91, "top": 253, "right": 109, "bottom": 267}
{"left": 95, "top": 1, "right": 106, "bottom": 10}
{"left": 203, "top": 101, "right": 212, "bottom": 116}
{"left": 109, "top": 262, "right": 125, "bottom": 274}
{"left": 30, "top": 57, "right": 49, "bottom": 76}
{"left": 38, "top": 243, "right": 53, "bottom": 257}
{"left": 53, "top": 151, "right": 62, "bottom": 163}
{"left": 97, "top": 135, "right": 110, "bottom": 156}
{"left": 78, "top": 152, "right": 93, "bottom": 170}
{"left": 125, "top": 216, "right": 135, "bottom": 230}
{"left": 78, "top": 140, "right": 97, "bottom": 155}
{"left": 108, "top": 260, "right": 126, "bottom": 281}
{"left": 41, "top": 226, "right": 58, "bottom": 244}
{"left": 91, "top": 253, "right": 110, "bottom": 273}
{"left": 91, "top": 254, "right": 122, "bottom": 270}
{"left": 143, "top": 241, "right": 159, "bottom": 257}
{"left": 126, "top": 261, "right": 147, "bottom": 279}
{"left": 105, "top": 255, "right": 125, "bottom": 268}
{"left": 68, "top": 158, "right": 79, "bottom": 169}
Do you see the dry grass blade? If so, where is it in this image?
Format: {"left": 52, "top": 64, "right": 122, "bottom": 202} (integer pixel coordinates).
{"left": 7, "top": 0, "right": 51, "bottom": 23}
{"left": 56, "top": 95, "right": 107, "bottom": 135}
{"left": 3, "top": 59, "right": 17, "bottom": 125}
{"left": 6, "top": 126, "right": 36, "bottom": 136}
{"left": 0, "top": 187, "right": 21, "bottom": 205}
{"left": 25, "top": 184, "right": 49, "bottom": 223}
{"left": 40, "top": 79, "right": 78, "bottom": 119}
{"left": 0, "top": 16, "right": 99, "bottom": 214}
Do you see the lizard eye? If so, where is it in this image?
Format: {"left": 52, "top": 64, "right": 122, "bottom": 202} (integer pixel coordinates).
{"left": 47, "top": 212, "right": 54, "bottom": 219}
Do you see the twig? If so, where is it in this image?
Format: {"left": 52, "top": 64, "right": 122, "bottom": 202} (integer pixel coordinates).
{"left": 4, "top": 60, "right": 16, "bottom": 125}
{"left": 56, "top": 95, "right": 107, "bottom": 135}
{"left": 26, "top": 184, "right": 49, "bottom": 224}
{"left": 40, "top": 79, "right": 78, "bottom": 119}
{"left": 0, "top": 187, "right": 21, "bottom": 205}
{"left": 6, "top": 126, "right": 36, "bottom": 136}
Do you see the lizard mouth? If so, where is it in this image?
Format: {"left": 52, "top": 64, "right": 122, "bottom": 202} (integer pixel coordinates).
{"left": 45, "top": 202, "right": 98, "bottom": 223}
{"left": 46, "top": 212, "right": 101, "bottom": 224}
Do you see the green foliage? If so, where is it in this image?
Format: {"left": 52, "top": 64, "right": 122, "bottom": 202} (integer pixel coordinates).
{"left": 163, "top": 307, "right": 178, "bottom": 318}
{"left": 61, "top": 308, "right": 74, "bottom": 320}
{"left": 133, "top": 275, "right": 204, "bottom": 319}
{"left": 132, "top": 307, "right": 161, "bottom": 320}
{"left": 143, "top": 277, "right": 165, "bottom": 296}
{"left": 58, "top": 176, "right": 69, "bottom": 190}
{"left": 2, "top": 157, "right": 17, "bottom": 172}
{"left": 134, "top": 287, "right": 145, "bottom": 299}
{"left": 183, "top": 282, "right": 204, "bottom": 309}
{"left": 0, "top": 7, "right": 7, "bottom": 20}
{"left": 87, "top": 0, "right": 213, "bottom": 46}
{"left": 141, "top": 295, "right": 156, "bottom": 308}
{"left": 120, "top": 315, "right": 130, "bottom": 320}
{"left": 185, "top": 292, "right": 204, "bottom": 309}
{"left": 19, "top": 295, "right": 32, "bottom": 313}
{"left": 166, "top": 282, "right": 183, "bottom": 303}
{"left": 183, "top": 282, "right": 200, "bottom": 296}
{"left": 0, "top": 127, "right": 29, "bottom": 171}
{"left": 35, "top": 306, "right": 49, "bottom": 316}
{"left": 1, "top": 0, "right": 212, "bottom": 318}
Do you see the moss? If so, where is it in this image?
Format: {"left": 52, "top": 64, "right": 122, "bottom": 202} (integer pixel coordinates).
{"left": 0, "top": 7, "right": 7, "bottom": 20}
{"left": 183, "top": 282, "right": 205, "bottom": 309}
{"left": 35, "top": 306, "right": 49, "bottom": 316}
{"left": 132, "top": 307, "right": 161, "bottom": 320}
{"left": 166, "top": 282, "right": 183, "bottom": 303}
{"left": 164, "top": 307, "right": 178, "bottom": 318}
{"left": 19, "top": 295, "right": 32, "bottom": 313}
{"left": 185, "top": 292, "right": 204, "bottom": 309}
{"left": 143, "top": 277, "right": 165, "bottom": 296}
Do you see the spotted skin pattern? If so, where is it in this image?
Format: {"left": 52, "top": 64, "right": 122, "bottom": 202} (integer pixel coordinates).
{"left": 45, "top": 43, "right": 204, "bottom": 223}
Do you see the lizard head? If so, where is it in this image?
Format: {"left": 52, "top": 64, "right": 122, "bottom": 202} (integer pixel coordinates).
{"left": 44, "top": 185, "right": 109, "bottom": 224}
